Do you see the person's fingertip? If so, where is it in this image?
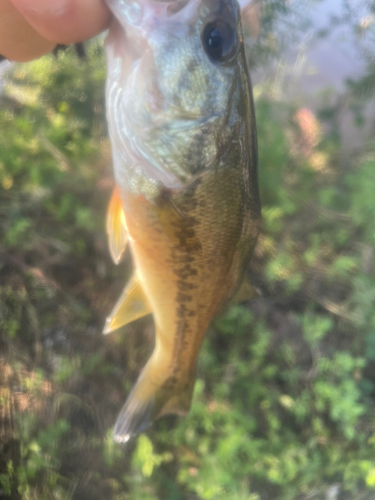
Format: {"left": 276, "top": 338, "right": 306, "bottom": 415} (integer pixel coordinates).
{"left": 0, "top": 0, "right": 56, "bottom": 62}
{"left": 9, "top": 0, "right": 111, "bottom": 45}
{"left": 5, "top": 40, "right": 56, "bottom": 62}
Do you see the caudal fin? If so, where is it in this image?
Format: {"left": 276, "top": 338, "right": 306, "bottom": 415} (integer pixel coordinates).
{"left": 113, "top": 355, "right": 195, "bottom": 442}
{"left": 113, "top": 387, "right": 155, "bottom": 442}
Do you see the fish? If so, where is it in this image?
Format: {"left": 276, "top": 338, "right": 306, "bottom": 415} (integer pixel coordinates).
{"left": 103, "top": 0, "right": 261, "bottom": 442}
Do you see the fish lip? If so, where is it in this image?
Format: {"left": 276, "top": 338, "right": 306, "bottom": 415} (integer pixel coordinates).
{"left": 104, "top": 0, "right": 198, "bottom": 30}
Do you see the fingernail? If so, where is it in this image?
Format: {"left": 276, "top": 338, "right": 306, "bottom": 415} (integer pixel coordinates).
{"left": 11, "top": 0, "right": 69, "bottom": 17}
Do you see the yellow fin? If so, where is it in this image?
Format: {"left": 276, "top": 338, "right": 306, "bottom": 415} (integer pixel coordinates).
{"left": 107, "top": 187, "right": 128, "bottom": 265}
{"left": 103, "top": 274, "right": 152, "bottom": 334}
{"left": 231, "top": 279, "right": 259, "bottom": 303}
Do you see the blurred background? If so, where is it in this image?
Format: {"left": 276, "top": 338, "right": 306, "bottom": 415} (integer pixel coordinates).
{"left": 1, "top": 0, "right": 375, "bottom": 498}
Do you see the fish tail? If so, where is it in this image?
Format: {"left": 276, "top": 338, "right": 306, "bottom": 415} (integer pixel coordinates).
{"left": 113, "top": 348, "right": 195, "bottom": 442}
{"left": 113, "top": 381, "right": 155, "bottom": 443}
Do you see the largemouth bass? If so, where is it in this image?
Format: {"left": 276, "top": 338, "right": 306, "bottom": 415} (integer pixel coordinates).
{"left": 104, "top": 0, "right": 261, "bottom": 442}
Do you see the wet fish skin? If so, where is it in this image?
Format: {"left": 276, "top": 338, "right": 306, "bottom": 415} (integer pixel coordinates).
{"left": 104, "top": 0, "right": 261, "bottom": 442}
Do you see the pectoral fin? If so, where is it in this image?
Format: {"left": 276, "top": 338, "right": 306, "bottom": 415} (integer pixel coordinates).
{"left": 107, "top": 187, "right": 128, "bottom": 264}
{"left": 103, "top": 274, "right": 152, "bottom": 334}
{"left": 231, "top": 278, "right": 259, "bottom": 303}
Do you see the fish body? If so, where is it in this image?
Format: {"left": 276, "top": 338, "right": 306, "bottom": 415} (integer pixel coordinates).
{"left": 104, "top": 0, "right": 261, "bottom": 442}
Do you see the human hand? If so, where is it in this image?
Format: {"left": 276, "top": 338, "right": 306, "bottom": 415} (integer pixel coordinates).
{"left": 0, "top": 0, "right": 111, "bottom": 62}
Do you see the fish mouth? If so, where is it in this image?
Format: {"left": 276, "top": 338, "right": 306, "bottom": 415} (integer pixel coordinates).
{"left": 104, "top": 0, "right": 200, "bottom": 95}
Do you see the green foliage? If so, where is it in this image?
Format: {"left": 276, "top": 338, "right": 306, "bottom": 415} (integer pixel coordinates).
{"left": 0, "top": 415, "right": 71, "bottom": 500}
{"left": 157, "top": 305, "right": 371, "bottom": 500}
{"left": 132, "top": 435, "right": 172, "bottom": 478}
{"left": 0, "top": 461, "right": 14, "bottom": 497}
{"left": 347, "top": 152, "right": 375, "bottom": 245}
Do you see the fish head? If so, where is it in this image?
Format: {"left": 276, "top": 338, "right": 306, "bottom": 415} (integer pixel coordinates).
{"left": 105, "top": 0, "right": 254, "bottom": 195}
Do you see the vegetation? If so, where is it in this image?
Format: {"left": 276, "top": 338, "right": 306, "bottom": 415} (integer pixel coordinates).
{"left": 1, "top": 3, "right": 375, "bottom": 499}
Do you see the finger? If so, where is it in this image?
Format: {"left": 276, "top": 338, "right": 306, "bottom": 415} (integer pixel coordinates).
{"left": 9, "top": 0, "right": 111, "bottom": 45}
{"left": 0, "top": 0, "right": 55, "bottom": 62}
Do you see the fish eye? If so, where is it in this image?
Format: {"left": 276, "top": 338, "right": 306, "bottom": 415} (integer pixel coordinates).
{"left": 202, "top": 20, "right": 238, "bottom": 64}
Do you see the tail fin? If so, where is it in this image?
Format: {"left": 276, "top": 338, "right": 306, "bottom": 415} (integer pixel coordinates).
{"left": 113, "top": 353, "right": 195, "bottom": 442}
{"left": 113, "top": 387, "right": 155, "bottom": 442}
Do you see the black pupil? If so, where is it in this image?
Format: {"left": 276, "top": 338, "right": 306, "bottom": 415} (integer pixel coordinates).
{"left": 202, "top": 20, "right": 237, "bottom": 63}
{"left": 207, "top": 28, "right": 223, "bottom": 50}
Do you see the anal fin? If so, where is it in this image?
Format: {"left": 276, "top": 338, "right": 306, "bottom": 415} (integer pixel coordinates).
{"left": 107, "top": 186, "right": 128, "bottom": 265}
{"left": 103, "top": 274, "right": 152, "bottom": 334}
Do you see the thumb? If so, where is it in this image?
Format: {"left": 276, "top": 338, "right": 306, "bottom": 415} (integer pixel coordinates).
{"left": 9, "top": 0, "right": 111, "bottom": 45}
{"left": 0, "top": 0, "right": 54, "bottom": 62}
